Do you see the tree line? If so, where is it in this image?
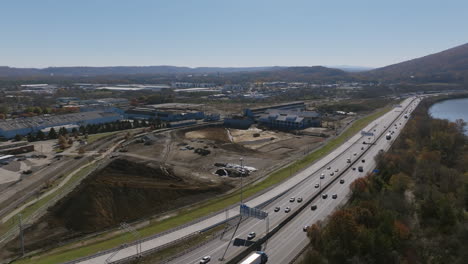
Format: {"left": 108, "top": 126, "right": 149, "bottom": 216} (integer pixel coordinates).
{"left": 15, "top": 119, "right": 166, "bottom": 142}
{"left": 302, "top": 97, "right": 467, "bottom": 264}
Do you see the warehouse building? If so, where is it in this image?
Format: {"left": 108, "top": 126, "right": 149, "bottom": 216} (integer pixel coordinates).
{"left": 244, "top": 101, "right": 306, "bottom": 119}
{"left": 125, "top": 103, "right": 205, "bottom": 122}
{"left": 257, "top": 109, "right": 321, "bottom": 130}
{"left": 0, "top": 111, "right": 122, "bottom": 139}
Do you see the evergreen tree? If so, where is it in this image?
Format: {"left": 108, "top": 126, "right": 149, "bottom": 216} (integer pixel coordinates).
{"left": 48, "top": 128, "right": 58, "bottom": 139}
{"left": 14, "top": 134, "right": 23, "bottom": 141}
{"left": 36, "top": 130, "right": 46, "bottom": 140}
{"left": 27, "top": 133, "right": 35, "bottom": 142}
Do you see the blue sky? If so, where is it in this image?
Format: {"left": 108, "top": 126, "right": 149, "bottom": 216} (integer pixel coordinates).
{"left": 1, "top": 0, "right": 467, "bottom": 68}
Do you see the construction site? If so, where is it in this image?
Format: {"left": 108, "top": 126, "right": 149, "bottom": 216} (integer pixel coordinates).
{"left": 0, "top": 121, "right": 334, "bottom": 260}
{"left": 0, "top": 99, "right": 375, "bottom": 262}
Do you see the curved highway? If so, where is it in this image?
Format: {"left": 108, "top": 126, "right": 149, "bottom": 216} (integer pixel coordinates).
{"left": 70, "top": 97, "right": 420, "bottom": 264}
{"left": 163, "top": 97, "right": 421, "bottom": 264}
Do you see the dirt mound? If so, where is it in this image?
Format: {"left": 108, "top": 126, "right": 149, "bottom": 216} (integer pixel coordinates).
{"left": 184, "top": 127, "right": 231, "bottom": 143}
{"left": 2, "top": 159, "right": 232, "bottom": 258}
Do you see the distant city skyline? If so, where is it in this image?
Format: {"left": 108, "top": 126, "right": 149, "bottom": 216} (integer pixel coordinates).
{"left": 1, "top": 0, "right": 467, "bottom": 68}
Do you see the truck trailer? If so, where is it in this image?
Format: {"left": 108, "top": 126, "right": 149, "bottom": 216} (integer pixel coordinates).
{"left": 240, "top": 251, "right": 268, "bottom": 264}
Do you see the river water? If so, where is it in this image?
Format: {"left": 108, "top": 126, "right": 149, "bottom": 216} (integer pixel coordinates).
{"left": 429, "top": 97, "right": 468, "bottom": 135}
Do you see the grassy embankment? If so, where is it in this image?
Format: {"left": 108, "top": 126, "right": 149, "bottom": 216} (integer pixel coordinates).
{"left": 86, "top": 131, "right": 120, "bottom": 144}
{"left": 14, "top": 105, "right": 392, "bottom": 264}
{"left": 0, "top": 163, "right": 98, "bottom": 237}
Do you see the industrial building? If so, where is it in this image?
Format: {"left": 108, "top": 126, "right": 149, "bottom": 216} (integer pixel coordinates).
{"left": 0, "top": 142, "right": 34, "bottom": 155}
{"left": 244, "top": 101, "right": 306, "bottom": 119}
{"left": 0, "top": 111, "right": 122, "bottom": 139}
{"left": 125, "top": 103, "right": 205, "bottom": 122}
{"left": 223, "top": 116, "right": 254, "bottom": 129}
{"left": 57, "top": 97, "right": 129, "bottom": 108}
{"left": 257, "top": 109, "right": 321, "bottom": 130}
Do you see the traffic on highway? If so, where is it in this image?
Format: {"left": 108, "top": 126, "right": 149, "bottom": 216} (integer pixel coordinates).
{"left": 164, "top": 97, "right": 421, "bottom": 264}
{"left": 66, "top": 97, "right": 421, "bottom": 264}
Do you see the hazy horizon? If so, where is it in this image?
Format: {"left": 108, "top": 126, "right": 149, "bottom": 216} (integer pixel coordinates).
{"left": 1, "top": 0, "right": 467, "bottom": 68}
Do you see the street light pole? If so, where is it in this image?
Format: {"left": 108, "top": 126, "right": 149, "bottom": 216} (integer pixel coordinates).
{"left": 240, "top": 157, "right": 244, "bottom": 204}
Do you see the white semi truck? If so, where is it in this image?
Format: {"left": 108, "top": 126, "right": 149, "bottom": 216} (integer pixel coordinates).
{"left": 240, "top": 251, "right": 268, "bottom": 264}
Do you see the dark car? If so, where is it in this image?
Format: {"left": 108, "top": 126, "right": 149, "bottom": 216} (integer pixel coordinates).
{"left": 362, "top": 159, "right": 365, "bottom": 163}
{"left": 332, "top": 194, "right": 338, "bottom": 199}
{"left": 247, "top": 232, "right": 256, "bottom": 240}
{"left": 340, "top": 179, "right": 345, "bottom": 184}
{"left": 274, "top": 207, "right": 280, "bottom": 212}
{"left": 358, "top": 166, "right": 364, "bottom": 172}
{"left": 352, "top": 167, "right": 356, "bottom": 171}
{"left": 322, "top": 194, "right": 328, "bottom": 199}
{"left": 311, "top": 205, "right": 317, "bottom": 210}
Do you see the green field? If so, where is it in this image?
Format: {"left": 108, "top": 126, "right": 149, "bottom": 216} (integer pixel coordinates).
{"left": 86, "top": 131, "right": 120, "bottom": 144}
{"left": 14, "top": 106, "right": 392, "bottom": 264}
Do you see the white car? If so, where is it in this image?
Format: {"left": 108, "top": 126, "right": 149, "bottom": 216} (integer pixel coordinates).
{"left": 200, "top": 256, "right": 211, "bottom": 264}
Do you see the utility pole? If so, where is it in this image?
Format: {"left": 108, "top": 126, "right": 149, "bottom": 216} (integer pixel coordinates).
{"left": 219, "top": 216, "right": 243, "bottom": 261}
{"left": 263, "top": 216, "right": 270, "bottom": 250}
{"left": 240, "top": 157, "right": 244, "bottom": 204}
{"left": 120, "top": 222, "right": 142, "bottom": 258}
{"left": 18, "top": 214, "right": 25, "bottom": 256}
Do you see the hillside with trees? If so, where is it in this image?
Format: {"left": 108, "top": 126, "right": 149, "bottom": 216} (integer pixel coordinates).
{"left": 302, "top": 97, "right": 468, "bottom": 264}
{"left": 364, "top": 42, "right": 468, "bottom": 83}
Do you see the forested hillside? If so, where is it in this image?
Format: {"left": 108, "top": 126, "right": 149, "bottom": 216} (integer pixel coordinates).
{"left": 302, "top": 97, "right": 468, "bottom": 264}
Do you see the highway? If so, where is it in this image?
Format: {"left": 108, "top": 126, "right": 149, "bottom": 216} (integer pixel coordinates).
{"left": 164, "top": 97, "right": 421, "bottom": 264}
{"left": 67, "top": 97, "right": 420, "bottom": 264}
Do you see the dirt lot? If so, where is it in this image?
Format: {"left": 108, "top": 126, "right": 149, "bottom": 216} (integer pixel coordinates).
{"left": 1, "top": 157, "right": 232, "bottom": 259}
{"left": 2, "top": 125, "right": 328, "bottom": 258}
{"left": 124, "top": 125, "right": 326, "bottom": 182}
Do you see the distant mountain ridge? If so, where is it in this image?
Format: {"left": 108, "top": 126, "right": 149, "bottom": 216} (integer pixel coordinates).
{"left": 0, "top": 65, "right": 287, "bottom": 77}
{"left": 1, "top": 42, "right": 468, "bottom": 82}
{"left": 365, "top": 42, "right": 468, "bottom": 82}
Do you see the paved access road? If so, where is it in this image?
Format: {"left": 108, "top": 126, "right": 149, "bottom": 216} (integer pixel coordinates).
{"left": 165, "top": 97, "right": 421, "bottom": 264}
{"left": 69, "top": 97, "right": 419, "bottom": 264}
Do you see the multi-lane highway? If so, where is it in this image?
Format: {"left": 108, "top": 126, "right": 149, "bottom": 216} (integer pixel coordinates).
{"left": 67, "top": 97, "right": 420, "bottom": 264}
{"left": 165, "top": 97, "right": 421, "bottom": 264}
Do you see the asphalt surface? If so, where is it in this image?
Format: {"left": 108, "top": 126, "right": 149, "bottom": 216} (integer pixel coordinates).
{"left": 69, "top": 97, "right": 420, "bottom": 264}
{"left": 165, "top": 97, "right": 421, "bottom": 264}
